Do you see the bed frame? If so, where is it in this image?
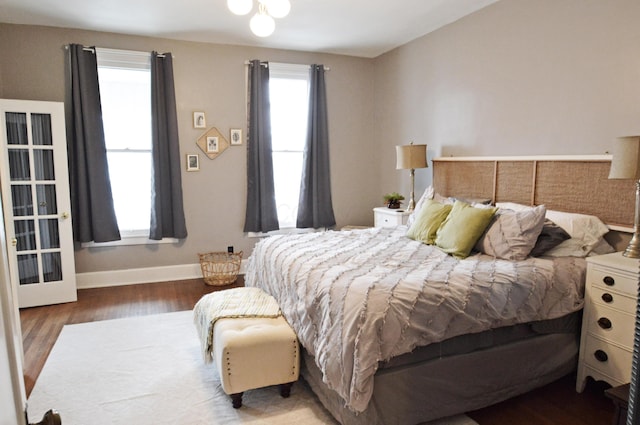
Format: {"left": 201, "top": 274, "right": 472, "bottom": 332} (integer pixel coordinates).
{"left": 432, "top": 155, "right": 634, "bottom": 249}
{"left": 298, "top": 155, "right": 632, "bottom": 425}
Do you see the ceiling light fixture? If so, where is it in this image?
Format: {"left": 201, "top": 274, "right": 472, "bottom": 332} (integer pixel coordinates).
{"left": 227, "top": 0, "right": 291, "bottom": 37}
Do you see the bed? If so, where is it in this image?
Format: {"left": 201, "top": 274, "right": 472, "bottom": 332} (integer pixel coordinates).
{"left": 244, "top": 155, "right": 634, "bottom": 425}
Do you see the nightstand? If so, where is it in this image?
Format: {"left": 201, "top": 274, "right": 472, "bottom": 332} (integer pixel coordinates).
{"left": 576, "top": 252, "right": 639, "bottom": 392}
{"left": 373, "top": 207, "right": 411, "bottom": 228}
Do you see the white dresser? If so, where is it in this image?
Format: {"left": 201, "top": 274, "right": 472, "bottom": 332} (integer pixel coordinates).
{"left": 576, "top": 252, "right": 639, "bottom": 392}
{"left": 373, "top": 207, "right": 411, "bottom": 228}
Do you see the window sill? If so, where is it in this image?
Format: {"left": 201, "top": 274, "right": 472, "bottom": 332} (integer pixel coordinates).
{"left": 81, "top": 236, "right": 180, "bottom": 248}
{"left": 247, "top": 227, "right": 327, "bottom": 238}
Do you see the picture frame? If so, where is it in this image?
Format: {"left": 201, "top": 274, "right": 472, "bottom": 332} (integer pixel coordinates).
{"left": 196, "top": 127, "right": 229, "bottom": 160}
{"left": 186, "top": 154, "right": 200, "bottom": 171}
{"left": 206, "top": 136, "right": 219, "bottom": 153}
{"left": 193, "top": 112, "right": 206, "bottom": 129}
{"left": 230, "top": 128, "right": 243, "bottom": 145}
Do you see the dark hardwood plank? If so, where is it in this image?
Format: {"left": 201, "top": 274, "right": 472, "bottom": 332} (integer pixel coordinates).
{"left": 467, "top": 375, "right": 614, "bottom": 425}
{"left": 20, "top": 276, "right": 616, "bottom": 425}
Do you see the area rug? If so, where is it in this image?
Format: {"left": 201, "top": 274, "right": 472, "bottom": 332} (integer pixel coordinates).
{"left": 27, "top": 311, "right": 478, "bottom": 425}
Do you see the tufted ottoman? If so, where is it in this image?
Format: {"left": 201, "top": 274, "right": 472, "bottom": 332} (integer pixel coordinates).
{"left": 194, "top": 287, "right": 300, "bottom": 408}
{"left": 214, "top": 316, "right": 299, "bottom": 407}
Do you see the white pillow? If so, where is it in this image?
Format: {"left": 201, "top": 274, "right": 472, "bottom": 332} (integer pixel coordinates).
{"left": 543, "top": 210, "right": 610, "bottom": 257}
{"left": 406, "top": 186, "right": 434, "bottom": 227}
{"left": 495, "top": 201, "right": 535, "bottom": 212}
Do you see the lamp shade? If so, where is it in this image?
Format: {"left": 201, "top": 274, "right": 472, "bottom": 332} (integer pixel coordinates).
{"left": 609, "top": 136, "right": 640, "bottom": 180}
{"left": 396, "top": 144, "right": 427, "bottom": 170}
{"left": 227, "top": 0, "right": 253, "bottom": 15}
{"left": 250, "top": 9, "right": 275, "bottom": 37}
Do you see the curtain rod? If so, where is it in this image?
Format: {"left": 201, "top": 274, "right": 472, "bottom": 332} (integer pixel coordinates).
{"left": 243, "top": 60, "right": 330, "bottom": 71}
{"left": 64, "top": 45, "right": 168, "bottom": 57}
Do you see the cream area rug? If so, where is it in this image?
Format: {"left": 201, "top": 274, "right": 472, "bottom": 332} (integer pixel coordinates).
{"left": 27, "top": 311, "right": 478, "bottom": 425}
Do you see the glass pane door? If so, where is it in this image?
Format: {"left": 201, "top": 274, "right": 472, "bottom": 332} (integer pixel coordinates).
{"left": 0, "top": 100, "right": 76, "bottom": 308}
{"left": 6, "top": 111, "right": 62, "bottom": 286}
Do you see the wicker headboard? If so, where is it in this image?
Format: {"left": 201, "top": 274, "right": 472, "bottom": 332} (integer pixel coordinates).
{"left": 432, "top": 155, "right": 634, "bottom": 231}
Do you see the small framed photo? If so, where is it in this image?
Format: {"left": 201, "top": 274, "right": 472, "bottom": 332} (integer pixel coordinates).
{"left": 186, "top": 154, "right": 200, "bottom": 171}
{"left": 230, "top": 128, "right": 243, "bottom": 145}
{"left": 206, "top": 136, "right": 219, "bottom": 153}
{"left": 193, "top": 112, "right": 206, "bottom": 129}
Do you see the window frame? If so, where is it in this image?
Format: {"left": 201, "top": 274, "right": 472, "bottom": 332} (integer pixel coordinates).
{"left": 267, "top": 62, "right": 310, "bottom": 231}
{"left": 82, "top": 48, "right": 177, "bottom": 247}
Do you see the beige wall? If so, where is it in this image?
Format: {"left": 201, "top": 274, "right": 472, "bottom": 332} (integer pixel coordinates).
{"left": 0, "top": 24, "right": 378, "bottom": 273}
{"left": 2, "top": 0, "right": 639, "bottom": 274}
{"left": 374, "top": 0, "right": 640, "bottom": 198}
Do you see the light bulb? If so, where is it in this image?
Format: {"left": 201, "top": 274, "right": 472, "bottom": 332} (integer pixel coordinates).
{"left": 227, "top": 0, "right": 253, "bottom": 16}
{"left": 263, "top": 0, "right": 291, "bottom": 18}
{"left": 250, "top": 9, "right": 275, "bottom": 37}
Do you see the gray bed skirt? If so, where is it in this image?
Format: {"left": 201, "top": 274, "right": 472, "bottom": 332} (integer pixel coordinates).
{"left": 301, "top": 332, "right": 579, "bottom": 425}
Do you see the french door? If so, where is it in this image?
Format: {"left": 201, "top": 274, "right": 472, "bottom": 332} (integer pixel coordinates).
{"left": 0, "top": 99, "right": 77, "bottom": 308}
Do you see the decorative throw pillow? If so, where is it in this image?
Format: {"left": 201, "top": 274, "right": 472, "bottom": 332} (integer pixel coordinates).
{"left": 406, "top": 200, "right": 453, "bottom": 245}
{"left": 476, "top": 205, "right": 546, "bottom": 261}
{"left": 435, "top": 201, "right": 497, "bottom": 259}
{"left": 529, "top": 219, "right": 571, "bottom": 257}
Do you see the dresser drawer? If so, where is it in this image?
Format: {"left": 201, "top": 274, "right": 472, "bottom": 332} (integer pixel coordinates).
{"left": 373, "top": 208, "right": 409, "bottom": 228}
{"left": 589, "top": 267, "right": 637, "bottom": 297}
{"left": 586, "top": 302, "right": 635, "bottom": 349}
{"left": 591, "top": 286, "right": 637, "bottom": 314}
{"left": 583, "top": 336, "right": 633, "bottom": 384}
{"left": 375, "top": 215, "right": 400, "bottom": 228}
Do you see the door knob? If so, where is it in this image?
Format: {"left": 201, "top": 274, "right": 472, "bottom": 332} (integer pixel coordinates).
{"left": 11, "top": 238, "right": 17, "bottom": 247}
{"left": 61, "top": 212, "right": 69, "bottom": 219}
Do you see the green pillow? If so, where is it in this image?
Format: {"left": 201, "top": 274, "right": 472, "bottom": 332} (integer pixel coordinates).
{"left": 406, "top": 200, "right": 452, "bottom": 244}
{"left": 435, "top": 200, "right": 497, "bottom": 258}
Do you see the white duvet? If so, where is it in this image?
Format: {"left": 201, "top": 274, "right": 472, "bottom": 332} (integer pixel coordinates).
{"left": 245, "top": 226, "right": 586, "bottom": 413}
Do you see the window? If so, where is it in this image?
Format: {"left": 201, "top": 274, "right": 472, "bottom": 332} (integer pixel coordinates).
{"left": 96, "top": 48, "right": 153, "bottom": 240}
{"left": 269, "top": 63, "right": 310, "bottom": 229}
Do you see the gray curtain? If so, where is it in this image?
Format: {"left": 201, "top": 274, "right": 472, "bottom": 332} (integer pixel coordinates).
{"left": 296, "top": 64, "right": 336, "bottom": 229}
{"left": 243, "top": 60, "right": 279, "bottom": 233}
{"left": 149, "top": 52, "right": 187, "bottom": 240}
{"left": 67, "top": 44, "right": 121, "bottom": 243}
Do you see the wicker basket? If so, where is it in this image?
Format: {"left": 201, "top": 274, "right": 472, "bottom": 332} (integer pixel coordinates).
{"left": 198, "top": 251, "right": 243, "bottom": 286}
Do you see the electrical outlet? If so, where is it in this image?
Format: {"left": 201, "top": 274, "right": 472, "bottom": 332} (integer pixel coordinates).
{"left": 227, "top": 246, "right": 234, "bottom": 253}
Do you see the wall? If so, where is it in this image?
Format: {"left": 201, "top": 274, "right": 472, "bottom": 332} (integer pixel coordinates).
{"left": 374, "top": 0, "right": 640, "bottom": 197}
{"left": 2, "top": 0, "right": 639, "bottom": 276}
{"left": 0, "top": 24, "right": 378, "bottom": 274}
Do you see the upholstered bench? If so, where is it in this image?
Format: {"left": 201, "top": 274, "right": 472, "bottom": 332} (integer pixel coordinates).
{"left": 193, "top": 287, "right": 300, "bottom": 408}
{"left": 214, "top": 316, "right": 299, "bottom": 407}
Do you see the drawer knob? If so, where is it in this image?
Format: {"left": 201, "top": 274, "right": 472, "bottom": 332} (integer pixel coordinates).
{"left": 601, "top": 293, "right": 613, "bottom": 303}
{"left": 603, "top": 276, "right": 615, "bottom": 286}
{"left": 597, "top": 317, "right": 612, "bottom": 329}
{"left": 594, "top": 350, "right": 608, "bottom": 362}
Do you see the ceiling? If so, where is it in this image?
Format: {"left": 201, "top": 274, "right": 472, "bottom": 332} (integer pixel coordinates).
{"left": 0, "top": 0, "right": 499, "bottom": 58}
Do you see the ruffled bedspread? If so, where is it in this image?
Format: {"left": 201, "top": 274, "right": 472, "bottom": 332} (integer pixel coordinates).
{"left": 244, "top": 226, "right": 586, "bottom": 413}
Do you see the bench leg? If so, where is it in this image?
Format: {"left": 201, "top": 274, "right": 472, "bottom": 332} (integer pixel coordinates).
{"left": 231, "top": 392, "right": 243, "bottom": 409}
{"left": 280, "top": 382, "right": 294, "bottom": 398}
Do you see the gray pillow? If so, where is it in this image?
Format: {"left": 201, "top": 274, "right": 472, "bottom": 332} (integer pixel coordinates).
{"left": 476, "top": 205, "right": 546, "bottom": 261}
{"left": 530, "top": 219, "right": 571, "bottom": 257}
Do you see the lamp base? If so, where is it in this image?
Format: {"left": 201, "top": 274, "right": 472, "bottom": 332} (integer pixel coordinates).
{"left": 623, "top": 232, "right": 640, "bottom": 259}
{"left": 625, "top": 180, "right": 640, "bottom": 259}
{"left": 407, "top": 168, "right": 416, "bottom": 212}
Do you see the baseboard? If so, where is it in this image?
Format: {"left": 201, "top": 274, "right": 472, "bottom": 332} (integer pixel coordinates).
{"left": 76, "top": 260, "right": 248, "bottom": 289}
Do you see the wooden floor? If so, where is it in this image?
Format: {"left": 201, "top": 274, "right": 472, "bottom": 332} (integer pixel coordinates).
{"left": 20, "top": 277, "right": 615, "bottom": 425}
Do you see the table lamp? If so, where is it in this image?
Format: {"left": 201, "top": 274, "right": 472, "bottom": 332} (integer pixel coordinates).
{"left": 608, "top": 135, "right": 640, "bottom": 258}
{"left": 396, "top": 142, "right": 427, "bottom": 212}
